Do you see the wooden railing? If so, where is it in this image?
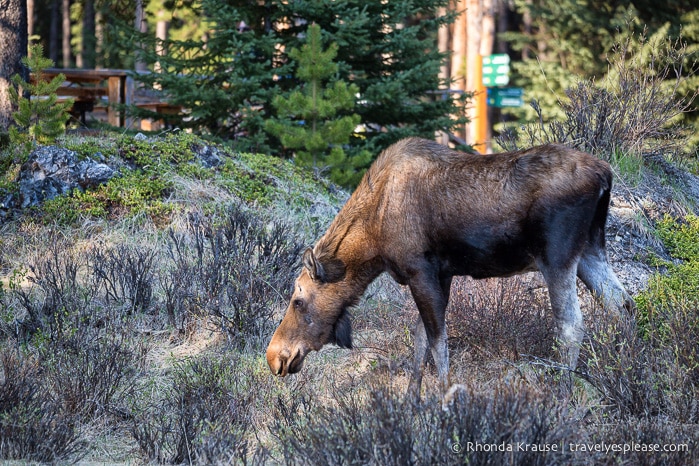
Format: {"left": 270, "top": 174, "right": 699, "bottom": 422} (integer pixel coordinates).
{"left": 31, "top": 68, "right": 181, "bottom": 130}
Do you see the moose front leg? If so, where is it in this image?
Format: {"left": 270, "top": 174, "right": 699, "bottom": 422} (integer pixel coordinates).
{"left": 408, "top": 316, "right": 429, "bottom": 398}
{"left": 408, "top": 271, "right": 451, "bottom": 395}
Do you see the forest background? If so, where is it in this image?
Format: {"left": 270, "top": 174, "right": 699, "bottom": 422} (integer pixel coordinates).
{"left": 2, "top": 1, "right": 699, "bottom": 463}
{"left": 2, "top": 0, "right": 699, "bottom": 185}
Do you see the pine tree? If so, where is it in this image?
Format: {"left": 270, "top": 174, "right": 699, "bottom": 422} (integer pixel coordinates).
{"left": 9, "top": 43, "right": 73, "bottom": 148}
{"left": 118, "top": 0, "right": 462, "bottom": 160}
{"left": 120, "top": 0, "right": 279, "bottom": 152}
{"left": 281, "top": 0, "right": 461, "bottom": 154}
{"left": 265, "top": 24, "right": 371, "bottom": 186}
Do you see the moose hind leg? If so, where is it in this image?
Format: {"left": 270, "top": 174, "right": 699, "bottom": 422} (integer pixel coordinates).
{"left": 540, "top": 262, "right": 584, "bottom": 369}
{"left": 578, "top": 250, "right": 634, "bottom": 313}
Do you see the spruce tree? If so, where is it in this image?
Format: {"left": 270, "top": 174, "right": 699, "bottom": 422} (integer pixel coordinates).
{"left": 119, "top": 0, "right": 463, "bottom": 176}
{"left": 280, "top": 0, "right": 460, "bottom": 154}
{"left": 265, "top": 24, "right": 371, "bottom": 186}
{"left": 9, "top": 44, "right": 73, "bottom": 148}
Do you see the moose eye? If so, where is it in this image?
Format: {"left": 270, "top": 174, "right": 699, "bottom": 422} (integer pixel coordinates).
{"left": 293, "top": 299, "right": 305, "bottom": 311}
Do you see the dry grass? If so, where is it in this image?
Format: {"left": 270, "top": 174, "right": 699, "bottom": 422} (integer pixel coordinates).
{"left": 2, "top": 208, "right": 698, "bottom": 463}
{"left": 2, "top": 126, "right": 698, "bottom": 463}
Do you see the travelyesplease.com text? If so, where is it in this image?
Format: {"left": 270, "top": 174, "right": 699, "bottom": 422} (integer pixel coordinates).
{"left": 451, "top": 441, "right": 689, "bottom": 455}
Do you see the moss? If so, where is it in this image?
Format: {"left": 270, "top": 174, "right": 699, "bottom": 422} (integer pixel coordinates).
{"left": 21, "top": 131, "right": 344, "bottom": 228}
{"left": 636, "top": 214, "right": 699, "bottom": 339}
{"left": 219, "top": 159, "right": 276, "bottom": 205}
{"left": 116, "top": 132, "right": 197, "bottom": 168}
{"left": 39, "top": 170, "right": 173, "bottom": 225}
{"left": 41, "top": 189, "right": 109, "bottom": 224}
{"left": 59, "top": 136, "right": 119, "bottom": 161}
{"left": 655, "top": 214, "right": 699, "bottom": 262}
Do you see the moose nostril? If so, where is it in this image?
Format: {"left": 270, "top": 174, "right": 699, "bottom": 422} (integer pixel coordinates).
{"left": 275, "top": 350, "right": 290, "bottom": 376}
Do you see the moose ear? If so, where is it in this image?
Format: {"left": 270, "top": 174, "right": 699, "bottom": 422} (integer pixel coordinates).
{"left": 303, "top": 248, "right": 346, "bottom": 283}
{"left": 332, "top": 309, "right": 353, "bottom": 349}
{"left": 303, "top": 248, "right": 326, "bottom": 282}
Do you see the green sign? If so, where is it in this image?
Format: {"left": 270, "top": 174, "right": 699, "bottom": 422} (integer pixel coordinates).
{"left": 482, "top": 54, "right": 510, "bottom": 87}
{"left": 487, "top": 87, "right": 523, "bottom": 108}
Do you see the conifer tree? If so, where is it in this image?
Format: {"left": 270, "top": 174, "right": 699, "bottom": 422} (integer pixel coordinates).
{"left": 265, "top": 24, "right": 371, "bottom": 186}
{"left": 9, "top": 43, "right": 73, "bottom": 147}
{"left": 281, "top": 0, "right": 460, "bottom": 153}
{"left": 118, "top": 0, "right": 462, "bottom": 162}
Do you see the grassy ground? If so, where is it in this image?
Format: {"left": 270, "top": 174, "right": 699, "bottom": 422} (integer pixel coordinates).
{"left": 1, "top": 132, "right": 698, "bottom": 464}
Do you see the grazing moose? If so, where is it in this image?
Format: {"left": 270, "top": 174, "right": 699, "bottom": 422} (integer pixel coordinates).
{"left": 266, "top": 137, "right": 633, "bottom": 395}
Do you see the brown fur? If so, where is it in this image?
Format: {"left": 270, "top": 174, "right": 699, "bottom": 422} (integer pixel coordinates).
{"left": 266, "top": 137, "right": 632, "bottom": 394}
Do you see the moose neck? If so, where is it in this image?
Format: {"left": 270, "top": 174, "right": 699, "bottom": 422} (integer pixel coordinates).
{"left": 317, "top": 215, "right": 384, "bottom": 302}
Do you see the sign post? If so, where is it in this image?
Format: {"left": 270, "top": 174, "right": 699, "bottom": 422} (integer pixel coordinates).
{"left": 487, "top": 87, "right": 524, "bottom": 108}
{"left": 473, "top": 54, "right": 487, "bottom": 153}
{"left": 482, "top": 54, "right": 510, "bottom": 87}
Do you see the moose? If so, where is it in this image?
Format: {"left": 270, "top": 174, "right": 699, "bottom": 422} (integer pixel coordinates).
{"left": 266, "top": 137, "right": 633, "bottom": 395}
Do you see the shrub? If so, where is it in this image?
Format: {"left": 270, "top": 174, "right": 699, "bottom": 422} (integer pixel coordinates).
{"left": 88, "top": 243, "right": 158, "bottom": 314}
{"left": 269, "top": 375, "right": 583, "bottom": 465}
{"left": 7, "top": 234, "right": 101, "bottom": 342}
{"left": 131, "top": 353, "right": 259, "bottom": 464}
{"left": 40, "top": 332, "right": 147, "bottom": 421}
{"left": 164, "top": 203, "right": 303, "bottom": 348}
{"left": 578, "top": 310, "right": 664, "bottom": 418}
{"left": 579, "top": 286, "right": 698, "bottom": 425}
{"left": 0, "top": 347, "right": 87, "bottom": 462}
{"left": 498, "top": 30, "right": 697, "bottom": 161}
{"left": 447, "top": 276, "right": 555, "bottom": 361}
{"left": 622, "top": 214, "right": 699, "bottom": 423}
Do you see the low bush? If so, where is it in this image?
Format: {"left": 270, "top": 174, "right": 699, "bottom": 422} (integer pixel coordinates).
{"left": 498, "top": 31, "right": 696, "bottom": 162}
{"left": 0, "top": 347, "right": 86, "bottom": 462}
{"left": 269, "top": 375, "right": 583, "bottom": 466}
{"left": 447, "top": 276, "right": 555, "bottom": 361}
{"left": 577, "top": 213, "right": 699, "bottom": 438}
{"left": 40, "top": 332, "right": 147, "bottom": 421}
{"left": 88, "top": 243, "right": 158, "bottom": 314}
{"left": 6, "top": 234, "right": 101, "bottom": 342}
{"left": 131, "top": 353, "right": 261, "bottom": 464}
{"left": 163, "top": 203, "right": 303, "bottom": 349}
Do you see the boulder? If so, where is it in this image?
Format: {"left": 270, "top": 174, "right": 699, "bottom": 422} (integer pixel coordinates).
{"left": 17, "top": 146, "right": 115, "bottom": 209}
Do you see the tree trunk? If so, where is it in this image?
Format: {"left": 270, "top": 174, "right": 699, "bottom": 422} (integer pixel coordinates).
{"left": 82, "top": 0, "right": 96, "bottom": 68}
{"left": 27, "top": 0, "right": 34, "bottom": 40}
{"left": 437, "top": 6, "right": 450, "bottom": 144}
{"left": 62, "top": 0, "right": 71, "bottom": 67}
{"left": 154, "top": 11, "right": 169, "bottom": 73}
{"left": 0, "top": 0, "right": 28, "bottom": 130}
{"left": 95, "top": 7, "right": 103, "bottom": 67}
{"left": 522, "top": 0, "right": 532, "bottom": 60}
{"left": 480, "top": 0, "right": 495, "bottom": 151}
{"left": 134, "top": 0, "right": 148, "bottom": 71}
{"left": 450, "top": 0, "right": 467, "bottom": 141}
{"left": 49, "top": 0, "right": 59, "bottom": 63}
{"left": 496, "top": 0, "right": 509, "bottom": 54}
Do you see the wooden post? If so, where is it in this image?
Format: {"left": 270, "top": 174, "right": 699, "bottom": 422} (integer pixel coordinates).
{"left": 108, "top": 76, "right": 124, "bottom": 127}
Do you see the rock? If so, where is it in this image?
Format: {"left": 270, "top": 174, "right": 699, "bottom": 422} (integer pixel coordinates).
{"left": 17, "top": 146, "right": 116, "bottom": 209}
{"left": 193, "top": 144, "right": 223, "bottom": 168}
{"left": 134, "top": 132, "right": 148, "bottom": 141}
{"left": 77, "top": 160, "right": 115, "bottom": 188}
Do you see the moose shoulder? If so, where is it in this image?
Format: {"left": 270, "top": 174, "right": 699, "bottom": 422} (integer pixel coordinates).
{"left": 266, "top": 137, "right": 633, "bottom": 394}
